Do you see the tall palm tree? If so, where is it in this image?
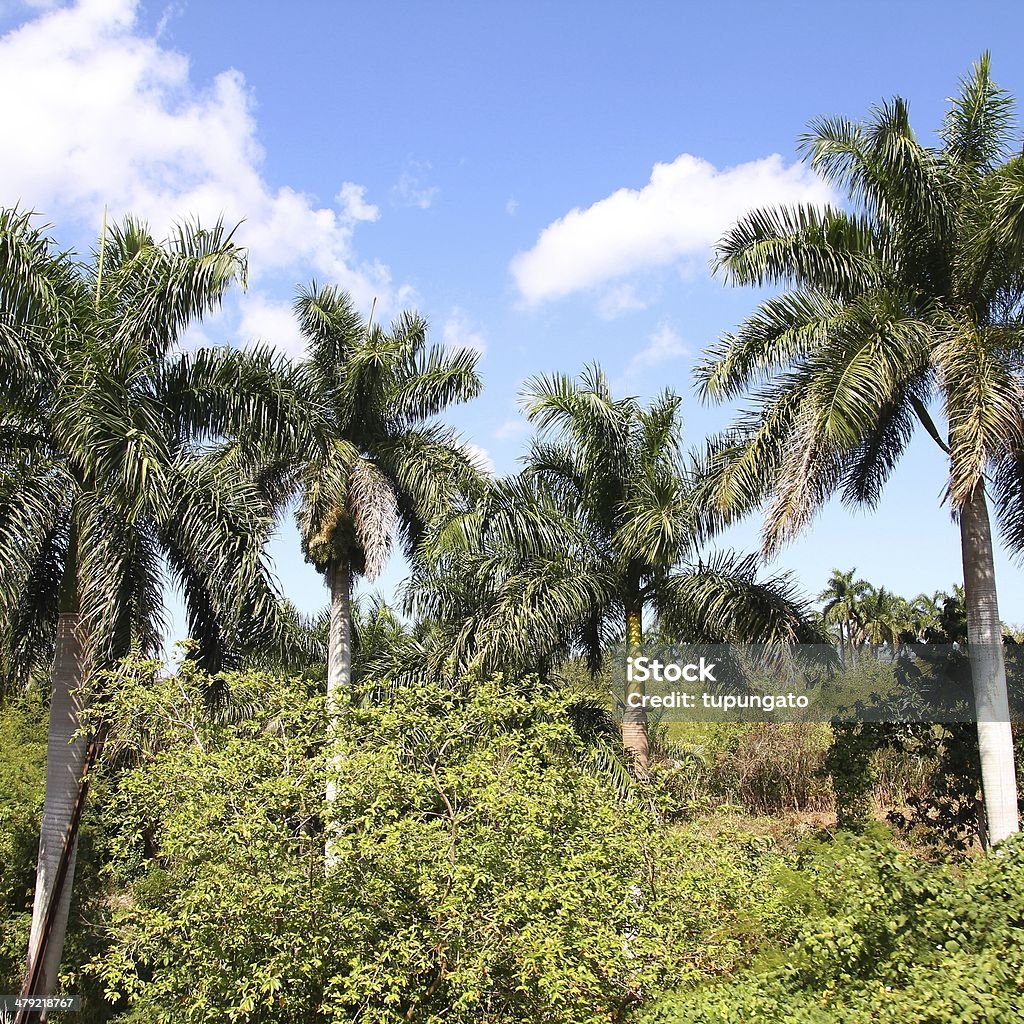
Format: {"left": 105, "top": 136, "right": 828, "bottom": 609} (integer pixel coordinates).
{"left": 0, "top": 211, "right": 296, "bottom": 999}
{"left": 694, "top": 55, "right": 1024, "bottom": 842}
{"left": 413, "top": 365, "right": 820, "bottom": 771}
{"left": 820, "top": 568, "right": 871, "bottom": 659}
{"left": 290, "top": 284, "right": 482, "bottom": 830}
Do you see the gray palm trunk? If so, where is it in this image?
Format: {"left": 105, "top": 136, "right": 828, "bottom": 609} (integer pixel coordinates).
{"left": 325, "top": 557, "right": 352, "bottom": 868}
{"left": 24, "top": 613, "right": 88, "bottom": 998}
{"left": 960, "top": 484, "right": 1020, "bottom": 845}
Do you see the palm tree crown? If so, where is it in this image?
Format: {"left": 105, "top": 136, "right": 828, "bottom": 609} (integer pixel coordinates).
{"left": 1, "top": 213, "right": 293, "bottom": 678}
{"left": 293, "top": 283, "right": 483, "bottom": 585}
{"left": 696, "top": 55, "right": 1024, "bottom": 549}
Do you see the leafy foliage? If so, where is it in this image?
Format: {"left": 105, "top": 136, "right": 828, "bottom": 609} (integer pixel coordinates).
{"left": 642, "top": 832, "right": 1024, "bottom": 1023}
{"left": 0, "top": 210, "right": 298, "bottom": 675}
{"left": 292, "top": 283, "right": 482, "bottom": 578}
{"left": 80, "top": 661, "right": 843, "bottom": 1024}
{"left": 410, "top": 365, "right": 821, "bottom": 682}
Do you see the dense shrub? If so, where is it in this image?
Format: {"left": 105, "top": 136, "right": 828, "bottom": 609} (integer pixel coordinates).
{"left": 83, "top": 663, "right": 805, "bottom": 1023}
{"left": 640, "top": 831, "right": 1024, "bottom": 1023}
{"left": 12, "top": 659, "right": 1021, "bottom": 1023}
{"left": 0, "top": 692, "right": 47, "bottom": 992}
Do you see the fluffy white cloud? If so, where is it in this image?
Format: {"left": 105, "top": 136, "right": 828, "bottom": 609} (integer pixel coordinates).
{"left": 237, "top": 293, "right": 307, "bottom": 358}
{"left": 336, "top": 182, "right": 380, "bottom": 223}
{"left": 0, "top": 0, "right": 395, "bottom": 306}
{"left": 615, "top": 325, "right": 690, "bottom": 390}
{"left": 510, "top": 152, "right": 834, "bottom": 305}
{"left": 442, "top": 307, "right": 486, "bottom": 355}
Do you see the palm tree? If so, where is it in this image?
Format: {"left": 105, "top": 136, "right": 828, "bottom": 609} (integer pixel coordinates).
{"left": 414, "top": 365, "right": 820, "bottom": 772}
{"left": 820, "top": 568, "right": 871, "bottom": 659}
{"left": 0, "top": 211, "right": 296, "bottom": 999}
{"left": 856, "top": 586, "right": 912, "bottom": 651}
{"left": 694, "top": 55, "right": 1024, "bottom": 843}
{"left": 290, "top": 283, "right": 482, "bottom": 837}
{"left": 909, "top": 590, "right": 946, "bottom": 640}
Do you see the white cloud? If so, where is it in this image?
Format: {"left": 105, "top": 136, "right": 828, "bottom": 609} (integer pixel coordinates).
{"left": 442, "top": 306, "right": 486, "bottom": 355}
{"left": 510, "top": 152, "right": 835, "bottom": 305}
{"left": 597, "top": 282, "right": 649, "bottom": 319}
{"left": 505, "top": 197, "right": 519, "bottom": 216}
{"left": 0, "top": 0, "right": 396, "bottom": 307}
{"left": 621, "top": 324, "right": 689, "bottom": 383}
{"left": 494, "top": 416, "right": 529, "bottom": 441}
{"left": 464, "top": 443, "right": 495, "bottom": 475}
{"left": 237, "top": 293, "right": 306, "bottom": 358}
{"left": 392, "top": 160, "right": 439, "bottom": 210}
{"left": 336, "top": 182, "right": 379, "bottom": 223}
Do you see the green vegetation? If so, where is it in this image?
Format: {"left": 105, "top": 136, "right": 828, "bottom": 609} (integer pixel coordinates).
{"left": 4, "top": 56, "right": 1024, "bottom": 1023}
{"left": 643, "top": 832, "right": 1024, "bottom": 1024}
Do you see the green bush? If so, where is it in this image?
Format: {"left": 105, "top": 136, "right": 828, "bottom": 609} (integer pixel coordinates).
{"left": 640, "top": 831, "right": 1024, "bottom": 1023}
{"left": 0, "top": 691, "right": 48, "bottom": 992}
{"left": 85, "top": 663, "right": 811, "bottom": 1023}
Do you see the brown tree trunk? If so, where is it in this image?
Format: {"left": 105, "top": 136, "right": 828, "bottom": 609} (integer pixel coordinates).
{"left": 960, "top": 483, "right": 1019, "bottom": 845}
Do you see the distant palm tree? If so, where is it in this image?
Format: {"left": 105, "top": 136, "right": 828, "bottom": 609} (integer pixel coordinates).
{"left": 289, "top": 284, "right": 481, "bottom": 841}
{"left": 909, "top": 590, "right": 947, "bottom": 640}
{"left": 414, "top": 365, "right": 819, "bottom": 772}
{"left": 820, "top": 568, "right": 871, "bottom": 659}
{"left": 695, "top": 56, "right": 1024, "bottom": 843}
{"left": 0, "top": 211, "right": 295, "bottom": 998}
{"left": 856, "top": 587, "right": 911, "bottom": 650}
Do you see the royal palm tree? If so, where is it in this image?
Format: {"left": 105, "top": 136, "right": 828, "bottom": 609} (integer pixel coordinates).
{"left": 856, "top": 587, "right": 912, "bottom": 650}
{"left": 695, "top": 55, "right": 1024, "bottom": 842}
{"left": 820, "top": 568, "right": 871, "bottom": 659}
{"left": 0, "top": 211, "right": 297, "bottom": 999}
{"left": 413, "top": 365, "right": 819, "bottom": 771}
{"left": 290, "top": 283, "right": 482, "bottom": 829}
{"left": 909, "top": 590, "right": 947, "bottom": 640}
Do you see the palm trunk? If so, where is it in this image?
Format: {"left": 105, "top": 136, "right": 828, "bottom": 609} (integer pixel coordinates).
{"left": 325, "top": 556, "right": 353, "bottom": 868}
{"left": 960, "top": 483, "right": 1019, "bottom": 845}
{"left": 622, "top": 601, "right": 649, "bottom": 775}
{"left": 24, "top": 613, "right": 88, "bottom": 1000}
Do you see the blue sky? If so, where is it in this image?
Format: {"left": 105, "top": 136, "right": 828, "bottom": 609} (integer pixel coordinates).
{"left": 3, "top": 0, "right": 1024, "bottom": 628}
